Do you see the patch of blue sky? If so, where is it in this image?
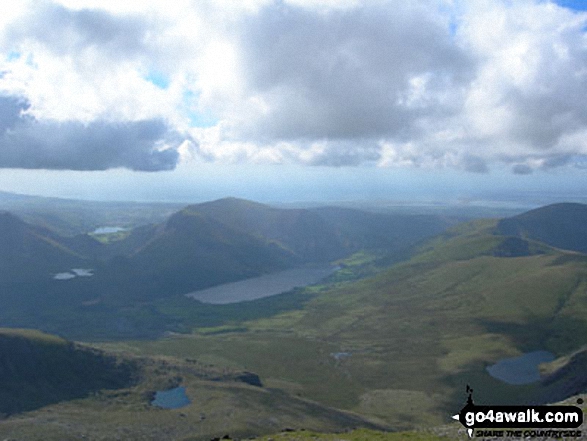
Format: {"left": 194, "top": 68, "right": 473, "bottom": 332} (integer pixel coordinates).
{"left": 448, "top": 20, "right": 458, "bottom": 37}
{"left": 437, "top": 1, "right": 460, "bottom": 38}
{"left": 551, "top": 0, "right": 587, "bottom": 11}
{"left": 5, "top": 51, "right": 20, "bottom": 62}
{"left": 145, "top": 70, "right": 170, "bottom": 89}
{"left": 188, "top": 110, "right": 219, "bottom": 128}
{"left": 182, "top": 90, "right": 219, "bottom": 128}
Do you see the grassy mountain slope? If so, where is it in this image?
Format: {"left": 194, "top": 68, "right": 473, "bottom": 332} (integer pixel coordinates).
{"left": 0, "top": 211, "right": 87, "bottom": 283}
{"left": 182, "top": 198, "right": 352, "bottom": 262}
{"left": 0, "top": 328, "right": 388, "bottom": 440}
{"left": 1, "top": 328, "right": 585, "bottom": 439}
{"left": 496, "top": 202, "right": 587, "bottom": 253}
{"left": 111, "top": 207, "right": 298, "bottom": 300}
{"left": 0, "top": 328, "right": 136, "bottom": 415}
{"left": 185, "top": 198, "right": 454, "bottom": 263}
{"left": 311, "top": 206, "right": 452, "bottom": 253}
{"left": 120, "top": 212, "right": 587, "bottom": 428}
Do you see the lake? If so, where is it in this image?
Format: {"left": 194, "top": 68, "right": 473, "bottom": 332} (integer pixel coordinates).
{"left": 486, "top": 350, "right": 555, "bottom": 385}
{"left": 151, "top": 386, "right": 191, "bottom": 409}
{"left": 186, "top": 265, "right": 338, "bottom": 304}
{"left": 53, "top": 268, "right": 94, "bottom": 280}
{"left": 92, "top": 226, "right": 126, "bottom": 234}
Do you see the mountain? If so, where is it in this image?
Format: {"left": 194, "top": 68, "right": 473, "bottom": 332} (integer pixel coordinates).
{"left": 0, "top": 328, "right": 136, "bottom": 415}
{"left": 496, "top": 202, "right": 587, "bottom": 253}
{"left": 102, "top": 206, "right": 299, "bottom": 301}
{"left": 0, "top": 211, "right": 87, "bottom": 284}
{"left": 184, "top": 198, "right": 350, "bottom": 262}
{"left": 310, "top": 206, "right": 453, "bottom": 252}
{"left": 181, "top": 197, "right": 454, "bottom": 262}
{"left": 0, "top": 328, "right": 388, "bottom": 439}
{"left": 125, "top": 208, "right": 587, "bottom": 428}
{"left": 0, "top": 190, "right": 183, "bottom": 236}
{"left": 2, "top": 201, "right": 587, "bottom": 437}
{"left": 99, "top": 197, "right": 454, "bottom": 301}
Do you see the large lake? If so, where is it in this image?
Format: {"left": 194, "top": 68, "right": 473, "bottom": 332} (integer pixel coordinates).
{"left": 486, "top": 350, "right": 555, "bottom": 385}
{"left": 186, "top": 265, "right": 337, "bottom": 304}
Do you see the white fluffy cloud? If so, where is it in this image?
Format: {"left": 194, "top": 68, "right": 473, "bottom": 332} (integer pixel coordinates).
{"left": 0, "top": 0, "right": 586, "bottom": 173}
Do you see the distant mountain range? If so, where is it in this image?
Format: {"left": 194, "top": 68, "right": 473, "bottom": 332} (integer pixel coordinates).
{"left": 1, "top": 199, "right": 587, "bottom": 437}
{"left": 0, "top": 190, "right": 183, "bottom": 236}
{"left": 0, "top": 196, "right": 455, "bottom": 302}
{"left": 1, "top": 197, "right": 587, "bottom": 341}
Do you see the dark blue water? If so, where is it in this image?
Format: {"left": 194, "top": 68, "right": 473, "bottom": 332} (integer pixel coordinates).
{"left": 151, "top": 386, "right": 191, "bottom": 409}
{"left": 486, "top": 351, "right": 555, "bottom": 385}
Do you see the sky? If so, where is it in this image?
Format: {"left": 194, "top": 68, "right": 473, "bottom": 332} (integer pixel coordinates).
{"left": 0, "top": 0, "right": 587, "bottom": 205}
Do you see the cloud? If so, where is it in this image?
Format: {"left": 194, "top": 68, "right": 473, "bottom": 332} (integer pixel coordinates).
{"left": 2, "top": 0, "right": 587, "bottom": 174}
{"left": 4, "top": 2, "right": 150, "bottom": 58}
{"left": 461, "top": 154, "right": 489, "bottom": 173}
{"left": 230, "top": 1, "right": 473, "bottom": 141}
{"left": 0, "top": 95, "right": 181, "bottom": 171}
{"left": 512, "top": 164, "right": 533, "bottom": 175}
{"left": 205, "top": 0, "right": 587, "bottom": 172}
{"left": 460, "top": 1, "right": 587, "bottom": 152}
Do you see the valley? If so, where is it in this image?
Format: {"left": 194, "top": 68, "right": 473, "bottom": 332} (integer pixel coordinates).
{"left": 0, "top": 194, "right": 586, "bottom": 439}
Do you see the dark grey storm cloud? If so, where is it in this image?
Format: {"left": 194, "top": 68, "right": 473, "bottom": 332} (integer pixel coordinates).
{"left": 5, "top": 2, "right": 150, "bottom": 58}
{"left": 237, "top": 2, "right": 473, "bottom": 141}
{"left": 0, "top": 95, "right": 180, "bottom": 171}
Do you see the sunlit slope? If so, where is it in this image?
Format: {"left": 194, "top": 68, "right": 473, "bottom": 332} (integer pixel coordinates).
{"left": 254, "top": 217, "right": 587, "bottom": 353}
{"left": 128, "top": 217, "right": 587, "bottom": 427}
{"left": 0, "top": 328, "right": 389, "bottom": 440}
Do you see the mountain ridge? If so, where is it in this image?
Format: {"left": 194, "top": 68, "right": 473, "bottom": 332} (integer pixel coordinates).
{"left": 496, "top": 202, "right": 587, "bottom": 254}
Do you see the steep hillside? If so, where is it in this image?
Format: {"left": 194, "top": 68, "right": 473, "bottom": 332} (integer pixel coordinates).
{"left": 0, "top": 328, "right": 388, "bottom": 440}
{"left": 0, "top": 328, "right": 136, "bottom": 415}
{"left": 183, "top": 198, "right": 454, "bottom": 263}
{"left": 126, "top": 212, "right": 587, "bottom": 428}
{"left": 0, "top": 211, "right": 87, "bottom": 283}
{"left": 184, "top": 198, "right": 349, "bottom": 262}
{"left": 311, "top": 206, "right": 452, "bottom": 252}
{"left": 112, "top": 207, "right": 299, "bottom": 300}
{"left": 496, "top": 202, "right": 587, "bottom": 253}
